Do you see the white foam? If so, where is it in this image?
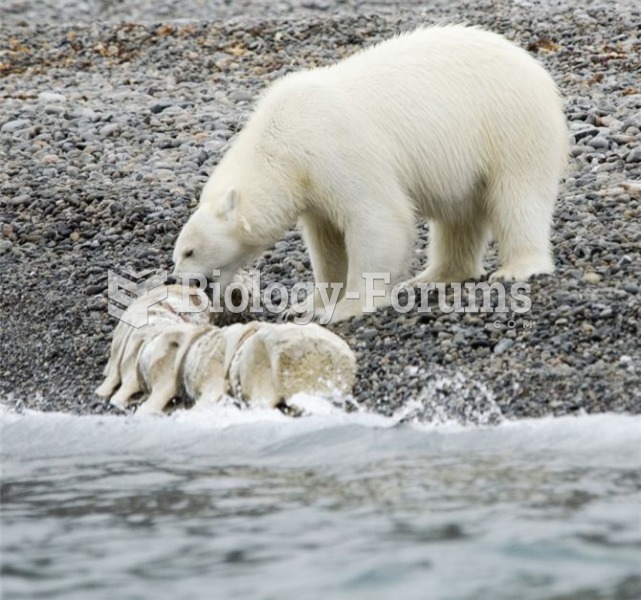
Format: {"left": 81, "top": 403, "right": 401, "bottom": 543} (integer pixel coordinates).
{"left": 1, "top": 394, "right": 639, "bottom": 474}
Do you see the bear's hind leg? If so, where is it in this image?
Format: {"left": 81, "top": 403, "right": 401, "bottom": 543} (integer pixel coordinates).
{"left": 410, "top": 216, "right": 489, "bottom": 285}
{"left": 487, "top": 180, "right": 555, "bottom": 282}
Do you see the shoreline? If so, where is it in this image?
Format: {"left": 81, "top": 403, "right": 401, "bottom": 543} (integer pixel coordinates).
{"left": 1, "top": 1, "right": 640, "bottom": 421}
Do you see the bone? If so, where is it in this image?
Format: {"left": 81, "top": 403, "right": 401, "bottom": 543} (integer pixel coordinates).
{"left": 135, "top": 323, "right": 209, "bottom": 416}
{"left": 95, "top": 284, "right": 211, "bottom": 404}
{"left": 97, "top": 287, "right": 357, "bottom": 416}
{"left": 181, "top": 327, "right": 228, "bottom": 407}
{"left": 228, "top": 323, "right": 357, "bottom": 408}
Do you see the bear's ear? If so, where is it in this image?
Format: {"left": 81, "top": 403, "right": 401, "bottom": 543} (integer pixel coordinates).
{"left": 218, "top": 189, "right": 251, "bottom": 233}
{"left": 239, "top": 215, "right": 252, "bottom": 234}
{"left": 218, "top": 189, "right": 239, "bottom": 220}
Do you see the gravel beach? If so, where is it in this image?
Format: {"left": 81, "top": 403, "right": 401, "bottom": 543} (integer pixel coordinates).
{"left": 1, "top": 0, "right": 640, "bottom": 422}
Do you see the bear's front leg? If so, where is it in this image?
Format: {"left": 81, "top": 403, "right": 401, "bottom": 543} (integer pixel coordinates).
{"left": 321, "top": 296, "right": 366, "bottom": 323}
{"left": 319, "top": 210, "right": 415, "bottom": 323}
{"left": 286, "top": 213, "right": 348, "bottom": 322}
{"left": 319, "top": 275, "right": 393, "bottom": 323}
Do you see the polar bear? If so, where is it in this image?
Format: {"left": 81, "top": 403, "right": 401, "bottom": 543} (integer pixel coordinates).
{"left": 173, "top": 25, "right": 568, "bottom": 322}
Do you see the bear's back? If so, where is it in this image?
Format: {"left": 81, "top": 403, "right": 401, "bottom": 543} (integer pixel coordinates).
{"left": 229, "top": 25, "right": 567, "bottom": 218}
{"left": 257, "top": 25, "right": 565, "bottom": 162}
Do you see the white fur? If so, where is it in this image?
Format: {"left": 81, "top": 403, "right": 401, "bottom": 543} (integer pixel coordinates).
{"left": 175, "top": 25, "right": 568, "bottom": 322}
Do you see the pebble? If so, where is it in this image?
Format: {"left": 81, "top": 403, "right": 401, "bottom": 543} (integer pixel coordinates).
{"left": 153, "top": 168, "right": 175, "bottom": 179}
{"left": 38, "top": 91, "right": 66, "bottom": 103}
{"left": 1, "top": 119, "right": 30, "bottom": 133}
{"left": 589, "top": 136, "right": 609, "bottom": 149}
{"left": 149, "top": 99, "right": 176, "bottom": 114}
{"left": 572, "top": 126, "right": 599, "bottom": 141}
{"left": 44, "top": 105, "right": 66, "bottom": 115}
{"left": 230, "top": 90, "right": 254, "bottom": 102}
{"left": 622, "top": 181, "right": 641, "bottom": 196}
{"left": 582, "top": 272, "right": 602, "bottom": 284}
{"left": 493, "top": 338, "right": 514, "bottom": 355}
{"left": 609, "top": 134, "right": 636, "bottom": 145}
{"left": 99, "top": 123, "right": 120, "bottom": 137}
{"left": 626, "top": 147, "right": 641, "bottom": 163}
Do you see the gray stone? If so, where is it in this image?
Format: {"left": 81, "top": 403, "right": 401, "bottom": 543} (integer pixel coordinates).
{"left": 493, "top": 338, "right": 514, "bottom": 355}
{"left": 149, "top": 100, "right": 175, "bottom": 114}
{"left": 229, "top": 90, "right": 254, "bottom": 103}
{"left": 572, "top": 126, "right": 599, "bottom": 142}
{"left": 44, "top": 105, "right": 66, "bottom": 115}
{"left": 626, "top": 147, "right": 641, "bottom": 163}
{"left": 100, "top": 123, "right": 120, "bottom": 137}
{"left": 623, "top": 110, "right": 641, "bottom": 130}
{"left": 589, "top": 137, "right": 609, "bottom": 149}
{"left": 609, "top": 134, "right": 636, "bottom": 145}
{"left": 38, "top": 91, "right": 66, "bottom": 103}
{"left": 1, "top": 119, "right": 29, "bottom": 133}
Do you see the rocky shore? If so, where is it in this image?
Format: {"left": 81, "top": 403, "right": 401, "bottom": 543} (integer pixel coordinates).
{"left": 1, "top": 0, "right": 639, "bottom": 422}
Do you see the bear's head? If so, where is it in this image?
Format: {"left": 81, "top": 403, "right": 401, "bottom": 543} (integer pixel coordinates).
{"left": 173, "top": 189, "right": 259, "bottom": 290}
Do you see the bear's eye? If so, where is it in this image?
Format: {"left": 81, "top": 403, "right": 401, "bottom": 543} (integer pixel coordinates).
{"left": 184, "top": 249, "right": 194, "bottom": 258}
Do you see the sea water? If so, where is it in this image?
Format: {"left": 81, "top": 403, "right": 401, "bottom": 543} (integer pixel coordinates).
{"left": 1, "top": 403, "right": 640, "bottom": 600}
